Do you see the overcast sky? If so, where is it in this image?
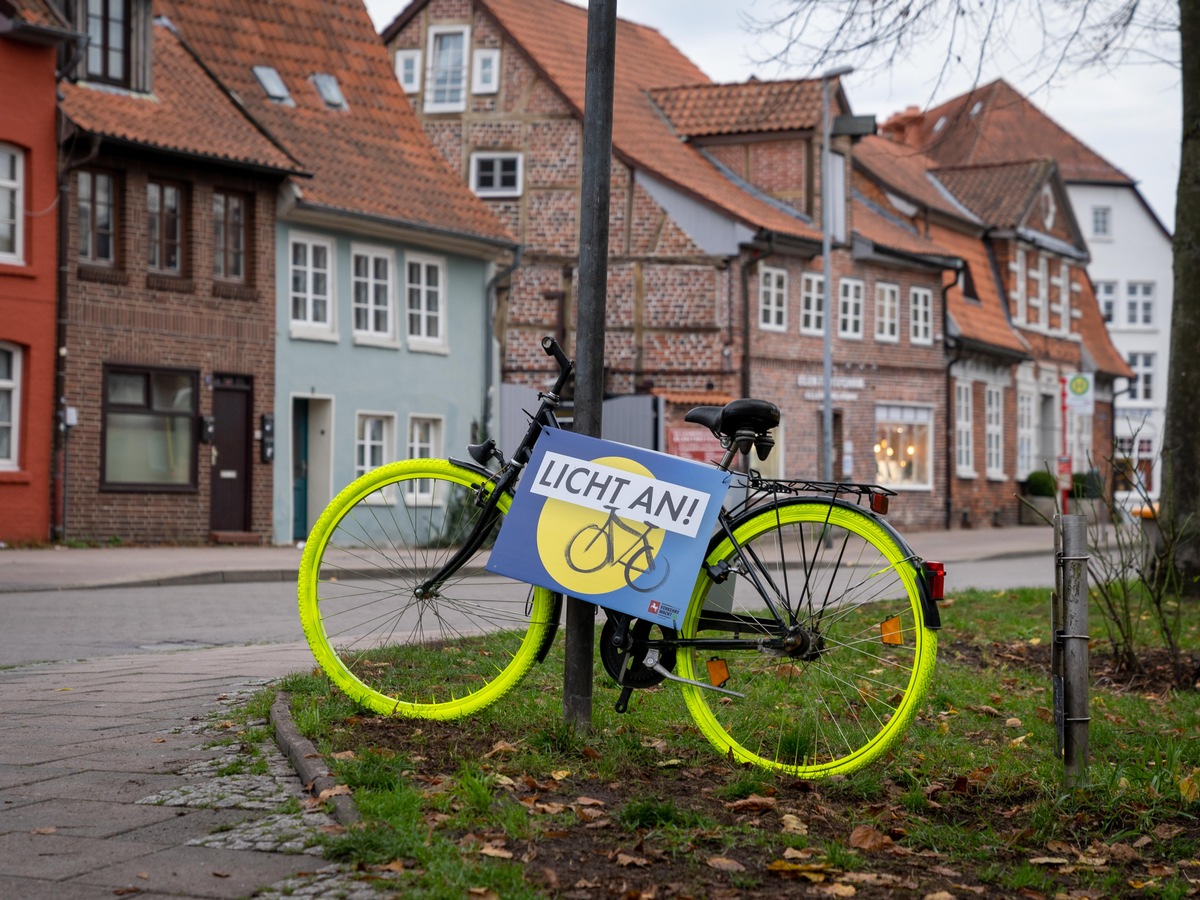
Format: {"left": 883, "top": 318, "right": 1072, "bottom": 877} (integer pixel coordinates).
{"left": 364, "top": 0, "right": 1181, "bottom": 230}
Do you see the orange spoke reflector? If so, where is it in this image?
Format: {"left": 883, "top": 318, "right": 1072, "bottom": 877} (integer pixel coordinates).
{"left": 707, "top": 658, "right": 730, "bottom": 688}
{"left": 880, "top": 616, "right": 904, "bottom": 646}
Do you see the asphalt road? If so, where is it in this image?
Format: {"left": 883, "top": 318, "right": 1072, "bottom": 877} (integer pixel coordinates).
{"left": 0, "top": 552, "right": 1058, "bottom": 669}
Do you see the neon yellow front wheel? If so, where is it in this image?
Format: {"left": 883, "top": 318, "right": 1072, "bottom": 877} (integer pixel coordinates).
{"left": 677, "top": 499, "right": 937, "bottom": 777}
{"left": 297, "top": 459, "right": 556, "bottom": 720}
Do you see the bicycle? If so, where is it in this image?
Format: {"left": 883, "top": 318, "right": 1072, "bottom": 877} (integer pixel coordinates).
{"left": 565, "top": 505, "right": 670, "bottom": 593}
{"left": 297, "top": 336, "right": 945, "bottom": 777}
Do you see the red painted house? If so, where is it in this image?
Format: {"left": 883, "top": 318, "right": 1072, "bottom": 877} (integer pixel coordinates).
{"left": 0, "top": 0, "right": 76, "bottom": 543}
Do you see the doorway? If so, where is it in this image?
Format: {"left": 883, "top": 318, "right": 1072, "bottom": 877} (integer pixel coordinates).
{"left": 210, "top": 375, "right": 252, "bottom": 533}
{"left": 292, "top": 396, "right": 333, "bottom": 541}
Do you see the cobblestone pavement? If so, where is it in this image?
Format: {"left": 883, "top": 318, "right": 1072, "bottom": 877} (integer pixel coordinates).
{"left": 0, "top": 644, "right": 412, "bottom": 898}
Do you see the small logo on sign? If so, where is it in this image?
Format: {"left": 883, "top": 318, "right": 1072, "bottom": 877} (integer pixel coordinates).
{"left": 648, "top": 600, "right": 661, "bottom": 614}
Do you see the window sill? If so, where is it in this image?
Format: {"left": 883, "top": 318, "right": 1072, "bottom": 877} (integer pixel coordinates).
{"left": 837, "top": 333, "right": 864, "bottom": 341}
{"left": 879, "top": 483, "right": 932, "bottom": 492}
{"left": 100, "top": 483, "right": 198, "bottom": 494}
{"left": 353, "top": 333, "right": 401, "bottom": 350}
{"left": 0, "top": 469, "right": 32, "bottom": 484}
{"left": 290, "top": 325, "right": 339, "bottom": 343}
{"left": 147, "top": 273, "right": 194, "bottom": 293}
{"left": 0, "top": 261, "right": 33, "bottom": 278}
{"left": 78, "top": 264, "right": 126, "bottom": 285}
{"left": 956, "top": 469, "right": 978, "bottom": 480}
{"left": 874, "top": 335, "right": 900, "bottom": 344}
{"left": 987, "top": 472, "right": 1009, "bottom": 483}
{"left": 407, "top": 340, "right": 449, "bottom": 356}
{"left": 758, "top": 324, "right": 787, "bottom": 334}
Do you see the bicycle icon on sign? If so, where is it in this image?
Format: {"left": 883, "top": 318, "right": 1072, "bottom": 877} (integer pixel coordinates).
{"left": 565, "top": 505, "right": 670, "bottom": 593}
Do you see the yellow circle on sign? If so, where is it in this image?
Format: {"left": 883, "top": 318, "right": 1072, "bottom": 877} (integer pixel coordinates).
{"left": 536, "top": 455, "right": 666, "bottom": 596}
{"left": 1069, "top": 375, "right": 1090, "bottom": 396}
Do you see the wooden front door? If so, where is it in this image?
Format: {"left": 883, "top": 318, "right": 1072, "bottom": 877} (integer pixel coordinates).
{"left": 210, "top": 376, "right": 252, "bottom": 533}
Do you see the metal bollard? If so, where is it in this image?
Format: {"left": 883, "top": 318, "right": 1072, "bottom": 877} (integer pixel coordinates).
{"left": 1052, "top": 514, "right": 1090, "bottom": 788}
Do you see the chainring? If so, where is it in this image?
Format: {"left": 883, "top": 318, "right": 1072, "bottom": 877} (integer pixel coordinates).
{"left": 600, "top": 617, "right": 678, "bottom": 688}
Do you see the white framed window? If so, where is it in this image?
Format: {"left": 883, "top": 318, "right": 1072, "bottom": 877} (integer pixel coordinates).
{"left": 1129, "top": 352, "right": 1155, "bottom": 402}
{"left": 424, "top": 25, "right": 469, "bottom": 113}
{"left": 289, "top": 234, "right": 335, "bottom": 338}
{"left": 1028, "top": 252, "right": 1048, "bottom": 328}
{"left": 1012, "top": 249, "right": 1027, "bottom": 325}
{"left": 874, "top": 282, "right": 899, "bottom": 343}
{"left": 405, "top": 415, "right": 443, "bottom": 506}
{"left": 356, "top": 413, "right": 396, "bottom": 502}
{"left": 910, "top": 286, "right": 933, "bottom": 345}
{"left": 758, "top": 265, "right": 786, "bottom": 331}
{"left": 1125, "top": 282, "right": 1155, "bottom": 327}
{"left": 874, "top": 405, "right": 933, "bottom": 490}
{"left": 838, "top": 278, "right": 863, "bottom": 339}
{"left": 1091, "top": 206, "right": 1111, "bottom": 239}
{"left": 800, "top": 273, "right": 824, "bottom": 336}
{"left": 472, "top": 48, "right": 500, "bottom": 94}
{"left": 312, "top": 73, "right": 348, "bottom": 110}
{"left": 351, "top": 244, "right": 394, "bottom": 343}
{"left": 469, "top": 152, "right": 523, "bottom": 198}
{"left": 78, "top": 169, "right": 117, "bottom": 265}
{"left": 103, "top": 366, "right": 197, "bottom": 488}
{"left": 0, "top": 343, "right": 21, "bottom": 470}
{"left": 394, "top": 49, "right": 421, "bottom": 93}
{"left": 406, "top": 253, "right": 447, "bottom": 352}
{"left": 253, "top": 65, "right": 292, "bottom": 104}
{"left": 1096, "top": 281, "right": 1116, "bottom": 323}
{"left": 0, "top": 144, "right": 24, "bottom": 264}
{"left": 1016, "top": 390, "right": 1036, "bottom": 479}
{"left": 955, "top": 380, "right": 975, "bottom": 476}
{"left": 1115, "top": 436, "right": 1155, "bottom": 494}
{"left": 985, "top": 385, "right": 1004, "bottom": 478}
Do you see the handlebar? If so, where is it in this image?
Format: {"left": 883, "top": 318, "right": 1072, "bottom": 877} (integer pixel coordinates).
{"left": 541, "top": 335, "right": 572, "bottom": 374}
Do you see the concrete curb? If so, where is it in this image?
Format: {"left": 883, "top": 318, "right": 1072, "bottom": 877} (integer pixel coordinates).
{"left": 270, "top": 691, "right": 360, "bottom": 826}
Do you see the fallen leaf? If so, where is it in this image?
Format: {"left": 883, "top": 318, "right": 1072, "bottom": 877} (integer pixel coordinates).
{"left": 479, "top": 846, "right": 513, "bottom": 859}
{"left": 330, "top": 750, "right": 356, "bottom": 760}
{"left": 819, "top": 885, "right": 856, "bottom": 897}
{"left": 211, "top": 871, "right": 230, "bottom": 878}
{"left": 1179, "top": 774, "right": 1198, "bottom": 803}
{"left": 780, "top": 813, "right": 808, "bottom": 835}
{"left": 768, "top": 859, "right": 828, "bottom": 881}
{"left": 848, "top": 824, "right": 892, "bottom": 852}
{"left": 706, "top": 856, "right": 746, "bottom": 873}
{"left": 1029, "top": 857, "right": 1070, "bottom": 865}
{"left": 112, "top": 889, "right": 141, "bottom": 896}
{"left": 317, "top": 784, "right": 351, "bottom": 800}
{"left": 575, "top": 796, "right": 605, "bottom": 806}
{"left": 31, "top": 826, "right": 57, "bottom": 835}
{"left": 376, "top": 860, "right": 408, "bottom": 872}
{"left": 783, "top": 847, "right": 821, "bottom": 860}
{"left": 550, "top": 769, "right": 570, "bottom": 780}
{"left": 923, "top": 893, "right": 956, "bottom": 900}
{"left": 136, "top": 873, "right": 148, "bottom": 880}
{"left": 151, "top": 738, "right": 166, "bottom": 744}
{"left": 1105, "top": 842, "right": 1141, "bottom": 862}
{"left": 1153, "top": 824, "right": 1185, "bottom": 842}
{"left": 616, "top": 853, "right": 650, "bottom": 867}
{"left": 467, "top": 889, "right": 499, "bottom": 900}
{"left": 482, "top": 741, "right": 518, "bottom": 759}
{"left": 1147, "top": 865, "right": 1175, "bottom": 877}
{"left": 1005, "top": 717, "right": 1023, "bottom": 728}
{"left": 724, "top": 794, "right": 777, "bottom": 812}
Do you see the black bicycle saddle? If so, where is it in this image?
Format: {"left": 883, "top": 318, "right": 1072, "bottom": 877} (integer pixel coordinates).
{"left": 685, "top": 398, "right": 780, "bottom": 438}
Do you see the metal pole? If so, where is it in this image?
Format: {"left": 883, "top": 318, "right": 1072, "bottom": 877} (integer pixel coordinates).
{"left": 1055, "top": 514, "right": 1090, "bottom": 787}
{"left": 820, "top": 66, "right": 851, "bottom": 483}
{"left": 563, "top": 0, "right": 617, "bottom": 733}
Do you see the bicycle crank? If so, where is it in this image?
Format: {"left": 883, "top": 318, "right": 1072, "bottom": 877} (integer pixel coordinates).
{"left": 641, "top": 649, "right": 745, "bottom": 699}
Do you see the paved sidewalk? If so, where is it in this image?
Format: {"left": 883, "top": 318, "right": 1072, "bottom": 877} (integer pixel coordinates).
{"left": 0, "top": 643, "right": 336, "bottom": 899}
{"left": 0, "top": 523, "right": 1067, "bottom": 593}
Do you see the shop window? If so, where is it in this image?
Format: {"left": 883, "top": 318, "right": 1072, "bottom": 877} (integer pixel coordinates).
{"left": 103, "top": 366, "right": 196, "bottom": 488}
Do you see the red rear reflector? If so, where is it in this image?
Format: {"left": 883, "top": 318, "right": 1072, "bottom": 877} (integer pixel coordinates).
{"left": 923, "top": 561, "right": 945, "bottom": 601}
{"left": 870, "top": 493, "right": 889, "bottom": 515}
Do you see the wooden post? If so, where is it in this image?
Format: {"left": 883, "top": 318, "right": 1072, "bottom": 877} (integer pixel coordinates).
{"left": 563, "top": 0, "right": 617, "bottom": 733}
{"left": 1053, "top": 514, "right": 1090, "bottom": 787}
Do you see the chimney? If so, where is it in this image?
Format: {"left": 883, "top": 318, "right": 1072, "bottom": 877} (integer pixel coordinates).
{"left": 880, "top": 105, "right": 925, "bottom": 147}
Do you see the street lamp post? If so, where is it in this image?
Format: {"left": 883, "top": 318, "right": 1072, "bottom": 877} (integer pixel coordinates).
{"left": 821, "top": 64, "right": 853, "bottom": 484}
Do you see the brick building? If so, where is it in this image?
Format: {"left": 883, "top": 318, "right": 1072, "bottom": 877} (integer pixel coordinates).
{"left": 383, "top": 0, "right": 957, "bottom": 528}
{"left": 55, "top": 6, "right": 299, "bottom": 543}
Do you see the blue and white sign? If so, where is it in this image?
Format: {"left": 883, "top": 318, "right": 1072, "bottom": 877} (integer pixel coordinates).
{"left": 488, "top": 428, "right": 731, "bottom": 628}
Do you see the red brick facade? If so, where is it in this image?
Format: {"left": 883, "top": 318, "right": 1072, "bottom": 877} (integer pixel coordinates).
{"left": 58, "top": 151, "right": 280, "bottom": 544}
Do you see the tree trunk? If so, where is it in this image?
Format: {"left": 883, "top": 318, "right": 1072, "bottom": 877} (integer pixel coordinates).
{"left": 1165, "top": 0, "right": 1200, "bottom": 593}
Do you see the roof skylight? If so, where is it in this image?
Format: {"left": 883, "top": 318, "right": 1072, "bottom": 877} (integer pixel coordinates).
{"left": 253, "top": 66, "right": 292, "bottom": 103}
{"left": 312, "top": 73, "right": 348, "bottom": 110}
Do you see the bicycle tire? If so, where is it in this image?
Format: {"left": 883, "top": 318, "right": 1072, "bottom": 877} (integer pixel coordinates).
{"left": 297, "top": 459, "right": 556, "bottom": 720}
{"left": 677, "top": 498, "right": 937, "bottom": 777}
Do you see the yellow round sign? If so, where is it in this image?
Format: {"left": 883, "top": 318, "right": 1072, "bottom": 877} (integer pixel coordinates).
{"left": 535, "top": 455, "right": 666, "bottom": 595}
{"left": 1068, "top": 374, "right": 1090, "bottom": 396}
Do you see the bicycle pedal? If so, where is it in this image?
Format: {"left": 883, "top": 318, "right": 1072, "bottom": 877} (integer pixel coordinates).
{"left": 642, "top": 650, "right": 744, "bottom": 699}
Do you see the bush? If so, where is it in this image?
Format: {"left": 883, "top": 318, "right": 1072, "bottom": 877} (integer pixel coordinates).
{"left": 1072, "top": 470, "right": 1103, "bottom": 499}
{"left": 1024, "top": 470, "right": 1058, "bottom": 497}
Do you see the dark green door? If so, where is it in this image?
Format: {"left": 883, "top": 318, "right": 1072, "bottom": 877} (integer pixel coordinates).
{"left": 292, "top": 399, "right": 309, "bottom": 541}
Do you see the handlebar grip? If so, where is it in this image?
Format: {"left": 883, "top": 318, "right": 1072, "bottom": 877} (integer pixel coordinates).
{"left": 541, "top": 335, "right": 572, "bottom": 371}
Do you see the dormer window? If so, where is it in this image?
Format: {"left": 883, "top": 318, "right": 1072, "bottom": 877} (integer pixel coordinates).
{"left": 86, "top": 0, "right": 131, "bottom": 86}
{"left": 253, "top": 66, "right": 292, "bottom": 104}
{"left": 312, "top": 73, "right": 348, "bottom": 111}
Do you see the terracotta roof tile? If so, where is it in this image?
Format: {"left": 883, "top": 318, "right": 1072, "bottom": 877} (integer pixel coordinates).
{"left": 3, "top": 0, "right": 68, "bottom": 29}
{"left": 59, "top": 23, "right": 299, "bottom": 174}
{"left": 852, "top": 197, "right": 955, "bottom": 260}
{"left": 854, "top": 135, "right": 979, "bottom": 223}
{"left": 649, "top": 79, "right": 824, "bottom": 138}
{"left": 912, "top": 79, "right": 1131, "bottom": 185}
{"left": 157, "top": 0, "right": 514, "bottom": 247}
{"left": 479, "top": 0, "right": 821, "bottom": 243}
{"left": 931, "top": 159, "right": 1057, "bottom": 229}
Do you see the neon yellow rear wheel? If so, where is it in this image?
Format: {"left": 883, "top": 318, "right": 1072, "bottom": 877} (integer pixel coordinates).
{"left": 678, "top": 500, "right": 936, "bottom": 776}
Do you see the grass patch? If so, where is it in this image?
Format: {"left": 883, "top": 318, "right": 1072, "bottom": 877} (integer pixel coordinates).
{"left": 285, "top": 586, "right": 1200, "bottom": 897}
